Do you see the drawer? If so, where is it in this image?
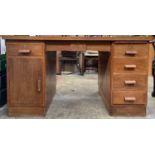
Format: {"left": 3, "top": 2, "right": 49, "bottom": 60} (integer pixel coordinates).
{"left": 113, "top": 44, "right": 148, "bottom": 58}
{"left": 113, "top": 58, "right": 148, "bottom": 74}
{"left": 112, "top": 74, "right": 147, "bottom": 90}
{"left": 112, "top": 91, "right": 147, "bottom": 105}
{"left": 6, "top": 42, "right": 44, "bottom": 56}
{"left": 0, "top": 74, "right": 6, "bottom": 90}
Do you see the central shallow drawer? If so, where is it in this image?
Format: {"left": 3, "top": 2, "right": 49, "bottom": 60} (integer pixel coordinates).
{"left": 6, "top": 42, "right": 44, "bottom": 56}
{"left": 112, "top": 91, "right": 147, "bottom": 105}
{"left": 113, "top": 58, "right": 148, "bottom": 74}
{"left": 112, "top": 74, "right": 147, "bottom": 90}
{"left": 113, "top": 44, "right": 148, "bottom": 58}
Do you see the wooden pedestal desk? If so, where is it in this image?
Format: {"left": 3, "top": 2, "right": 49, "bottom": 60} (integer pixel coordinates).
{"left": 3, "top": 36, "right": 152, "bottom": 117}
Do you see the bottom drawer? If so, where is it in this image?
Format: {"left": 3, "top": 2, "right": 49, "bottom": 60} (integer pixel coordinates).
{"left": 0, "top": 89, "right": 7, "bottom": 107}
{"left": 112, "top": 91, "right": 147, "bottom": 105}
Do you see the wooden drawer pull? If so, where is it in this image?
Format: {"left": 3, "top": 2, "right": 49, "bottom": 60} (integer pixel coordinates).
{"left": 18, "top": 49, "right": 31, "bottom": 54}
{"left": 124, "top": 97, "right": 136, "bottom": 102}
{"left": 37, "top": 79, "right": 41, "bottom": 92}
{"left": 124, "top": 80, "right": 136, "bottom": 85}
{"left": 124, "top": 64, "right": 136, "bottom": 69}
{"left": 125, "top": 51, "right": 137, "bottom": 56}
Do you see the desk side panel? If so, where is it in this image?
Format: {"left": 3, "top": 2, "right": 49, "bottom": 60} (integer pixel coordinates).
{"left": 45, "top": 51, "right": 56, "bottom": 111}
{"left": 98, "top": 52, "right": 112, "bottom": 112}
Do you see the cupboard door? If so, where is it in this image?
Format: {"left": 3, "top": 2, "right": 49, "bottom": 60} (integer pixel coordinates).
{"left": 8, "top": 57, "right": 44, "bottom": 107}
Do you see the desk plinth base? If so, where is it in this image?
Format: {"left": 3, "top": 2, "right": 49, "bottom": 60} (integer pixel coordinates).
{"left": 8, "top": 107, "right": 46, "bottom": 117}
{"left": 110, "top": 105, "right": 146, "bottom": 117}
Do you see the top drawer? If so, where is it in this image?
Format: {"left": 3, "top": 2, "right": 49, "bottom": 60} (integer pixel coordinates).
{"left": 6, "top": 42, "right": 44, "bottom": 56}
{"left": 113, "top": 44, "right": 148, "bottom": 58}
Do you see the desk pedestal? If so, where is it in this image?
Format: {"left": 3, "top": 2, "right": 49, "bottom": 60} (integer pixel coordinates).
{"left": 98, "top": 43, "right": 148, "bottom": 116}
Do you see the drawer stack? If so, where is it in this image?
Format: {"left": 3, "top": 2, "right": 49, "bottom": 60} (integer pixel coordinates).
{"left": 0, "top": 54, "right": 7, "bottom": 107}
{"left": 111, "top": 43, "right": 149, "bottom": 116}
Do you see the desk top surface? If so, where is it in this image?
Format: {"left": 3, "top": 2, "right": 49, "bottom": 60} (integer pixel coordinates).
{"left": 1, "top": 35, "right": 153, "bottom": 41}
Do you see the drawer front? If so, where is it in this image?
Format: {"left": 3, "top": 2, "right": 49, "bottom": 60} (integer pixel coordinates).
{"left": 112, "top": 91, "right": 147, "bottom": 105}
{"left": 113, "top": 44, "right": 148, "bottom": 58}
{"left": 113, "top": 58, "right": 148, "bottom": 74}
{"left": 112, "top": 74, "right": 147, "bottom": 90}
{"left": 7, "top": 42, "right": 44, "bottom": 56}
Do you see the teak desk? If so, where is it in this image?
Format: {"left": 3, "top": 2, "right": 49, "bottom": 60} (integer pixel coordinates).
{"left": 3, "top": 36, "right": 152, "bottom": 116}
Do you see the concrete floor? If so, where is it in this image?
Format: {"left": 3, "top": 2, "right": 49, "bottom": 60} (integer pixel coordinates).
{"left": 0, "top": 74, "right": 155, "bottom": 119}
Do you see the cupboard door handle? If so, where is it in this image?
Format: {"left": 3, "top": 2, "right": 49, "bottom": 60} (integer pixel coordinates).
{"left": 18, "top": 49, "right": 31, "bottom": 54}
{"left": 125, "top": 51, "right": 137, "bottom": 56}
{"left": 37, "top": 79, "right": 41, "bottom": 92}
{"left": 124, "top": 97, "right": 136, "bottom": 102}
{"left": 124, "top": 64, "right": 136, "bottom": 69}
{"left": 124, "top": 80, "right": 136, "bottom": 85}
